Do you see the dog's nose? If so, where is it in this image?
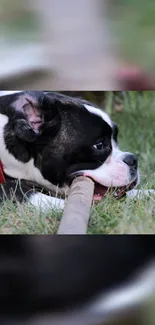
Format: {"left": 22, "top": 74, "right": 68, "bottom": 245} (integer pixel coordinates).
{"left": 123, "top": 154, "right": 138, "bottom": 168}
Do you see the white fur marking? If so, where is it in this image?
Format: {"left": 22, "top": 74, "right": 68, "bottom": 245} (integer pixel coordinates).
{"left": 126, "top": 189, "right": 155, "bottom": 200}
{"left": 84, "top": 104, "right": 112, "bottom": 127}
{"left": 29, "top": 193, "right": 65, "bottom": 212}
{"left": 82, "top": 158, "right": 130, "bottom": 187}
{"left": 83, "top": 105, "right": 135, "bottom": 186}
{"left": 0, "top": 91, "right": 22, "bottom": 96}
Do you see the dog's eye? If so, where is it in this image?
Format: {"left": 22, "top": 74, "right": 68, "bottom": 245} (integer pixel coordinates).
{"left": 94, "top": 142, "right": 103, "bottom": 150}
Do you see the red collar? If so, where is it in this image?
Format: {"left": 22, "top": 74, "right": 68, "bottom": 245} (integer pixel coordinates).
{"left": 0, "top": 161, "right": 6, "bottom": 184}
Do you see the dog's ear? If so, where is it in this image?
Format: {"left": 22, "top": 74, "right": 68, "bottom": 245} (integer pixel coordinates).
{"left": 12, "top": 95, "right": 43, "bottom": 134}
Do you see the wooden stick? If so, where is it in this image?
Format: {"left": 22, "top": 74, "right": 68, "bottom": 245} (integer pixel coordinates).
{"left": 57, "top": 176, "right": 94, "bottom": 234}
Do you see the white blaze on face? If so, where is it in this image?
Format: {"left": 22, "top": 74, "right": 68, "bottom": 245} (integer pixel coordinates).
{"left": 82, "top": 158, "right": 129, "bottom": 187}
{"left": 83, "top": 104, "right": 134, "bottom": 187}
{"left": 84, "top": 104, "right": 113, "bottom": 127}
{"left": 81, "top": 148, "right": 138, "bottom": 187}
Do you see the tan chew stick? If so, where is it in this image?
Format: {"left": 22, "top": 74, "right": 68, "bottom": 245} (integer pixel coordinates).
{"left": 57, "top": 176, "right": 94, "bottom": 234}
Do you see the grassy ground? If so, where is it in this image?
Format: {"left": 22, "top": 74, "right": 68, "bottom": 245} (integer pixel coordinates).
{"left": 0, "top": 91, "right": 155, "bottom": 234}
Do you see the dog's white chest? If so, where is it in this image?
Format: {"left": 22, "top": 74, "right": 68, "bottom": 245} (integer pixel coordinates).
{"left": 0, "top": 113, "right": 54, "bottom": 189}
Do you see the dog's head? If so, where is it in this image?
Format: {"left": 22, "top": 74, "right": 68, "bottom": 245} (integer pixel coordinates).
{"left": 37, "top": 92, "right": 139, "bottom": 199}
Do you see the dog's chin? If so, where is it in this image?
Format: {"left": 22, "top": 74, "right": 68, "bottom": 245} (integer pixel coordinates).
{"left": 69, "top": 172, "right": 138, "bottom": 201}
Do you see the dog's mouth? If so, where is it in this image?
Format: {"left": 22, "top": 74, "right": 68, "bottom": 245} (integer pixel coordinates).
{"left": 93, "top": 178, "right": 138, "bottom": 201}
{"left": 69, "top": 172, "right": 138, "bottom": 201}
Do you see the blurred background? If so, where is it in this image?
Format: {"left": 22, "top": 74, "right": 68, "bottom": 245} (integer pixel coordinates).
{"left": 1, "top": 0, "right": 155, "bottom": 90}
{"left": 0, "top": 236, "right": 155, "bottom": 325}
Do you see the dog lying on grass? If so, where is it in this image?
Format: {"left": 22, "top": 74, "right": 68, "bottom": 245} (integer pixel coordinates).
{"left": 0, "top": 91, "right": 139, "bottom": 211}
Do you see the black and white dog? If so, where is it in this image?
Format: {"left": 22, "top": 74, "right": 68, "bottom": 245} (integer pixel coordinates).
{"left": 0, "top": 91, "right": 139, "bottom": 210}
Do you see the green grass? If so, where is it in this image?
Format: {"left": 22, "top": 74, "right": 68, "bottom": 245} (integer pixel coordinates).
{"left": 0, "top": 91, "right": 155, "bottom": 234}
